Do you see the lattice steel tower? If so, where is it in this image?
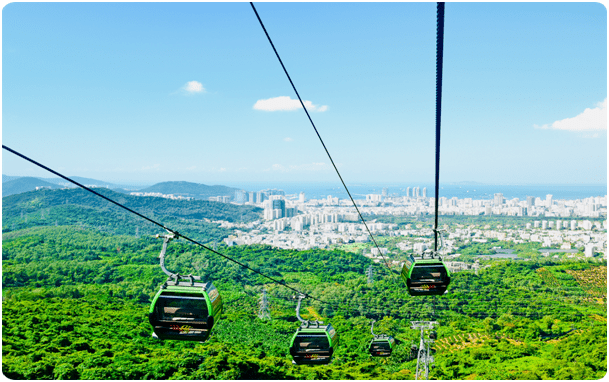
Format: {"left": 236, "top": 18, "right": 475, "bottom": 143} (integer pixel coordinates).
{"left": 410, "top": 321, "right": 438, "bottom": 380}
{"left": 366, "top": 265, "right": 374, "bottom": 285}
{"left": 258, "top": 289, "right": 271, "bottom": 320}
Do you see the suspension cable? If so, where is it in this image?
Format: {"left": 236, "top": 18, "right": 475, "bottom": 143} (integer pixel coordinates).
{"left": 0, "top": 146, "right": 572, "bottom": 322}
{"left": 7, "top": 142, "right": 561, "bottom": 321}
{"left": 2, "top": 144, "right": 331, "bottom": 305}
{"left": 250, "top": 2, "right": 397, "bottom": 279}
{"left": 433, "top": 2, "right": 445, "bottom": 253}
{"left": 5, "top": 143, "right": 447, "bottom": 318}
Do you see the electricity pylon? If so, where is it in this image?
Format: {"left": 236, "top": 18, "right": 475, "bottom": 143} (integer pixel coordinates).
{"left": 366, "top": 265, "right": 374, "bottom": 285}
{"left": 411, "top": 321, "right": 438, "bottom": 380}
{"left": 258, "top": 289, "right": 271, "bottom": 320}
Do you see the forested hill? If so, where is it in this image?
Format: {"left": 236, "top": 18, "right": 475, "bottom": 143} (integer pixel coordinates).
{"left": 2, "top": 225, "right": 606, "bottom": 379}
{"left": 140, "top": 181, "right": 239, "bottom": 200}
{"left": 2, "top": 188, "right": 262, "bottom": 243}
{"left": 3, "top": 187, "right": 261, "bottom": 221}
{"left": 2, "top": 177, "right": 62, "bottom": 197}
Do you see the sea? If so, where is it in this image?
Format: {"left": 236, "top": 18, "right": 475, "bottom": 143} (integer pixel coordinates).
{"left": 220, "top": 182, "right": 607, "bottom": 201}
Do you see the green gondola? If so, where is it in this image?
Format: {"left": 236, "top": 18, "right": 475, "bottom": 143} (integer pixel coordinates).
{"left": 148, "top": 233, "right": 222, "bottom": 342}
{"left": 289, "top": 322, "right": 338, "bottom": 365}
{"left": 149, "top": 281, "right": 222, "bottom": 341}
{"left": 368, "top": 320, "right": 395, "bottom": 357}
{"left": 289, "top": 295, "right": 338, "bottom": 365}
{"left": 369, "top": 335, "right": 395, "bottom": 357}
{"left": 401, "top": 254, "right": 451, "bottom": 296}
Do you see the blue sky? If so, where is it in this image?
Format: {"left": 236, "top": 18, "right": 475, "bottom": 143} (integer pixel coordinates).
{"left": 2, "top": 2, "right": 607, "bottom": 186}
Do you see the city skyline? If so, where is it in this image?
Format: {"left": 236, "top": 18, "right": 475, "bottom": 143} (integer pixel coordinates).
{"left": 2, "top": 2, "right": 607, "bottom": 185}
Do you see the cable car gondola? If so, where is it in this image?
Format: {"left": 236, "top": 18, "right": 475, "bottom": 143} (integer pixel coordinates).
{"left": 148, "top": 233, "right": 223, "bottom": 342}
{"left": 368, "top": 320, "right": 395, "bottom": 357}
{"left": 401, "top": 253, "right": 450, "bottom": 296}
{"left": 289, "top": 295, "right": 338, "bottom": 365}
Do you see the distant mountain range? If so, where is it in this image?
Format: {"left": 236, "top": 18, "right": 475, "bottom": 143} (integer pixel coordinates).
{"left": 139, "top": 181, "right": 239, "bottom": 200}
{"left": 2, "top": 175, "right": 240, "bottom": 200}
{"left": 2, "top": 177, "right": 63, "bottom": 197}
{"left": 2, "top": 174, "right": 123, "bottom": 189}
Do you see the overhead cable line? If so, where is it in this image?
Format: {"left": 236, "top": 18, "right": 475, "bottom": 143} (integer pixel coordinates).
{"left": 433, "top": 2, "right": 445, "bottom": 252}
{"left": 3, "top": 144, "right": 430, "bottom": 319}
{"left": 2, "top": 145, "right": 577, "bottom": 322}
{"left": 1, "top": 144, "right": 332, "bottom": 306}
{"left": 249, "top": 2, "right": 398, "bottom": 280}
{"left": 2, "top": 143, "right": 433, "bottom": 318}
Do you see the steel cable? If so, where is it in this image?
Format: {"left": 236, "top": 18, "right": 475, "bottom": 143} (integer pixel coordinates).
{"left": 249, "top": 2, "right": 398, "bottom": 280}
{"left": 433, "top": 2, "right": 445, "bottom": 252}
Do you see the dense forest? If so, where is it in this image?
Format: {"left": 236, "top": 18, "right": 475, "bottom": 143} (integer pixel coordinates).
{"left": 1, "top": 188, "right": 607, "bottom": 379}
{"left": 2, "top": 220, "right": 607, "bottom": 379}
{"left": 2, "top": 188, "right": 262, "bottom": 245}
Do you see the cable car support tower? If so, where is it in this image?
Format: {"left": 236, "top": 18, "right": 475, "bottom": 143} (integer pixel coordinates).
{"left": 411, "top": 321, "right": 438, "bottom": 380}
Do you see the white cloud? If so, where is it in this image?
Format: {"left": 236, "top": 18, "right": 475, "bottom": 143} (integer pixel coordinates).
{"left": 183, "top": 81, "right": 205, "bottom": 94}
{"left": 284, "top": 137, "right": 293, "bottom": 142}
{"left": 253, "top": 96, "right": 328, "bottom": 112}
{"left": 534, "top": 99, "right": 607, "bottom": 131}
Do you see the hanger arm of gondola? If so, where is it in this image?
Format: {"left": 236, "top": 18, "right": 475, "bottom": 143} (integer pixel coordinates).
{"left": 295, "top": 294, "right": 306, "bottom": 324}
{"left": 156, "top": 232, "right": 202, "bottom": 284}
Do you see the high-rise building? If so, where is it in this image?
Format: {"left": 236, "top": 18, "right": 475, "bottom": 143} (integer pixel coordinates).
{"left": 526, "top": 196, "right": 535, "bottom": 207}
{"left": 272, "top": 199, "right": 286, "bottom": 218}
{"left": 285, "top": 207, "right": 296, "bottom": 218}
{"left": 264, "top": 208, "right": 274, "bottom": 220}
{"left": 249, "top": 191, "right": 256, "bottom": 204}
{"left": 234, "top": 190, "right": 247, "bottom": 204}
{"left": 406, "top": 187, "right": 411, "bottom": 198}
{"left": 494, "top": 193, "right": 504, "bottom": 207}
{"left": 546, "top": 194, "right": 553, "bottom": 208}
{"left": 382, "top": 188, "right": 388, "bottom": 197}
{"left": 299, "top": 192, "right": 305, "bottom": 203}
{"left": 292, "top": 219, "right": 304, "bottom": 231}
{"left": 422, "top": 187, "right": 427, "bottom": 198}
{"left": 256, "top": 191, "right": 265, "bottom": 203}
